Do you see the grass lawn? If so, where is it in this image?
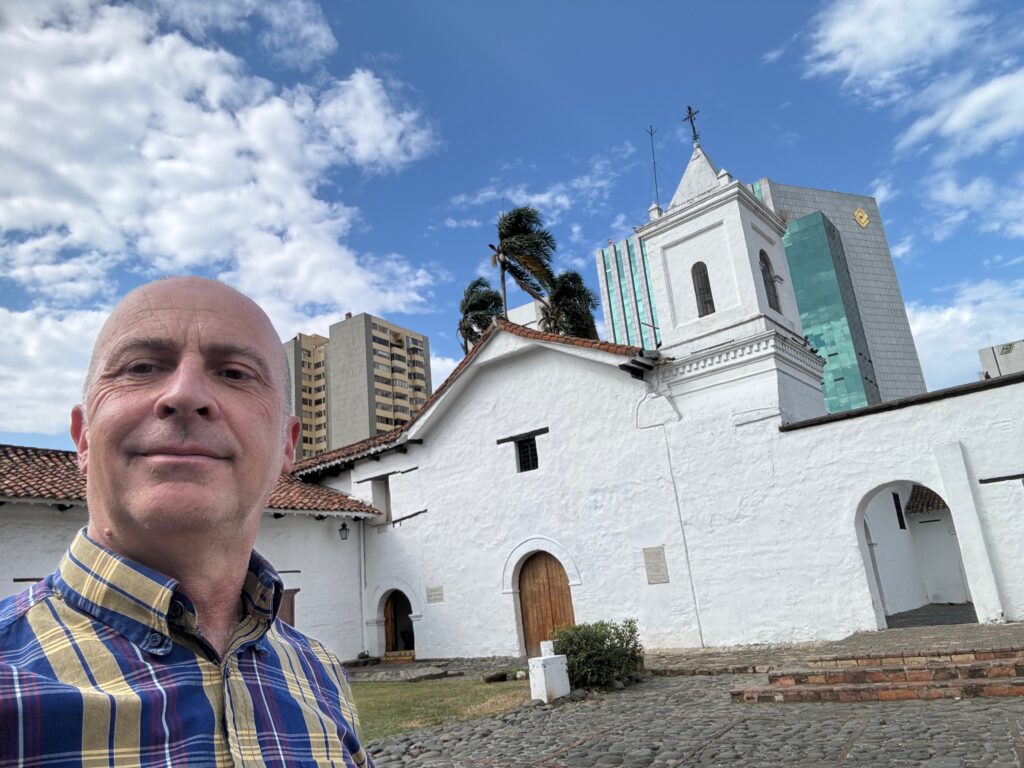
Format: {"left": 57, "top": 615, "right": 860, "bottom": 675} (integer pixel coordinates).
{"left": 352, "top": 677, "right": 531, "bottom": 742}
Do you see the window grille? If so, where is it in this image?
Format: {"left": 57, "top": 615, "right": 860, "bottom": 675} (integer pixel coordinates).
{"left": 692, "top": 262, "right": 715, "bottom": 317}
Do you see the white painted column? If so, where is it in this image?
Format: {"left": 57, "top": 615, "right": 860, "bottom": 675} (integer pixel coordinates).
{"left": 933, "top": 441, "right": 1003, "bottom": 622}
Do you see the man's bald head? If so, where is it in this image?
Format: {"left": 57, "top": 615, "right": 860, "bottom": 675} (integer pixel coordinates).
{"left": 82, "top": 276, "right": 292, "bottom": 420}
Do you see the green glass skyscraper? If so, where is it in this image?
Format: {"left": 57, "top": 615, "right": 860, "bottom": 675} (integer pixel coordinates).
{"left": 783, "top": 212, "right": 880, "bottom": 411}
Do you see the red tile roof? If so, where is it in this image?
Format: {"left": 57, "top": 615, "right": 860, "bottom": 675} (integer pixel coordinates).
{"left": 267, "top": 473, "right": 380, "bottom": 515}
{"left": 494, "top": 319, "right": 643, "bottom": 357}
{"left": 0, "top": 444, "right": 378, "bottom": 516}
{"left": 906, "top": 484, "right": 948, "bottom": 515}
{"left": 295, "top": 319, "right": 648, "bottom": 476}
{"left": 0, "top": 444, "right": 84, "bottom": 502}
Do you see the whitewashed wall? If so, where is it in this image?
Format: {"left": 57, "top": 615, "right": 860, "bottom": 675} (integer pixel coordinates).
{"left": 862, "top": 482, "right": 928, "bottom": 616}
{"left": 0, "top": 504, "right": 87, "bottom": 600}
{"left": 344, "top": 332, "right": 1024, "bottom": 655}
{"left": 254, "top": 514, "right": 365, "bottom": 660}
{"left": 348, "top": 339, "right": 704, "bottom": 658}
{"left": 911, "top": 508, "right": 971, "bottom": 604}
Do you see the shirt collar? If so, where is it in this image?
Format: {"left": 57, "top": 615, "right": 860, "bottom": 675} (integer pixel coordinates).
{"left": 53, "top": 528, "right": 283, "bottom": 656}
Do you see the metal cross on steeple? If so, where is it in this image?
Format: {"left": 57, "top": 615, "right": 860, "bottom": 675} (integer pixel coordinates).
{"left": 683, "top": 105, "right": 700, "bottom": 146}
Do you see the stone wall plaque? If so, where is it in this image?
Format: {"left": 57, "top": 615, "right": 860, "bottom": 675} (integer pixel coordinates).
{"left": 425, "top": 586, "right": 445, "bottom": 603}
{"left": 643, "top": 546, "right": 669, "bottom": 584}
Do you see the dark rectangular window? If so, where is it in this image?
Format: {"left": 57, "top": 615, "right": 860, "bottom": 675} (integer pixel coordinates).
{"left": 516, "top": 437, "right": 539, "bottom": 472}
{"left": 892, "top": 492, "right": 907, "bottom": 530}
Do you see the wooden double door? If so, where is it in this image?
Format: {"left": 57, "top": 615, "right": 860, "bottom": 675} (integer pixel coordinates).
{"left": 518, "top": 551, "right": 575, "bottom": 657}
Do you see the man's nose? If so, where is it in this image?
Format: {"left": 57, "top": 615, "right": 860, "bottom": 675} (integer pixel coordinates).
{"left": 154, "top": 358, "right": 220, "bottom": 419}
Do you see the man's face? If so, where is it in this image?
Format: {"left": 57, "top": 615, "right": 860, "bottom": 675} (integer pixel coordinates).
{"left": 72, "top": 278, "right": 299, "bottom": 539}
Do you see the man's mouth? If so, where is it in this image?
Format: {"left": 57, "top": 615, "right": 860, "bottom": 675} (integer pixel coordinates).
{"left": 137, "top": 445, "right": 229, "bottom": 460}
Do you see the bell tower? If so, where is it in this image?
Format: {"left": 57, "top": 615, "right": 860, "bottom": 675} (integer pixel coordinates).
{"left": 636, "top": 123, "right": 825, "bottom": 424}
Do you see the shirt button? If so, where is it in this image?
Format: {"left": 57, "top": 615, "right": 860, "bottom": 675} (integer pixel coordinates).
{"left": 143, "top": 632, "right": 165, "bottom": 651}
{"left": 169, "top": 601, "right": 184, "bottom": 619}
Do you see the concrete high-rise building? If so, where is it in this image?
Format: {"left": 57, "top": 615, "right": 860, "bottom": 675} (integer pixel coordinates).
{"left": 283, "top": 332, "right": 330, "bottom": 458}
{"left": 751, "top": 178, "right": 926, "bottom": 403}
{"left": 284, "top": 314, "right": 432, "bottom": 459}
{"left": 979, "top": 339, "right": 1024, "bottom": 379}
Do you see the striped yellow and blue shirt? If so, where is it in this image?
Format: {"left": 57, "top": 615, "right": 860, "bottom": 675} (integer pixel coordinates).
{"left": 0, "top": 529, "right": 373, "bottom": 767}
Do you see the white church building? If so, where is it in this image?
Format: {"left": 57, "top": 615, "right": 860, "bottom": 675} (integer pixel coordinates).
{"left": 3, "top": 145, "right": 1023, "bottom": 662}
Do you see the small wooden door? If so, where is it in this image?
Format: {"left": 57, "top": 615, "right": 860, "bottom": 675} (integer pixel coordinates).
{"left": 384, "top": 591, "right": 415, "bottom": 652}
{"left": 519, "top": 551, "right": 575, "bottom": 657}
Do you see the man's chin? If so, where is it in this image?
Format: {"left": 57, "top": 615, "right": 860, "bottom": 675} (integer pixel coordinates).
{"left": 126, "top": 487, "right": 246, "bottom": 532}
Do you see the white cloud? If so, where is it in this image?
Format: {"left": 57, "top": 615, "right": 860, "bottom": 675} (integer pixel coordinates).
{"left": 922, "top": 171, "right": 1024, "bottom": 241}
{"left": 896, "top": 67, "right": 1024, "bottom": 163}
{"left": 762, "top": 46, "right": 785, "bottom": 64}
{"left": 569, "top": 223, "right": 583, "bottom": 243}
{"left": 430, "top": 354, "right": 460, "bottom": 386}
{"left": 444, "top": 217, "right": 482, "bottom": 229}
{"left": 450, "top": 183, "right": 573, "bottom": 223}
{"left": 144, "top": 0, "right": 337, "bottom": 69}
{"left": 449, "top": 146, "right": 624, "bottom": 225}
{"left": 0, "top": 306, "right": 108, "bottom": 433}
{"left": 890, "top": 235, "right": 913, "bottom": 261}
{"left": 869, "top": 176, "right": 899, "bottom": 207}
{"left": 805, "top": 0, "right": 987, "bottom": 102}
{"left": 907, "top": 278, "right": 1024, "bottom": 388}
{"left": 0, "top": 0, "right": 441, "bottom": 434}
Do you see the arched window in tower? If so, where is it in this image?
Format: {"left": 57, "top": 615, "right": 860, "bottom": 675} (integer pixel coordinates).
{"left": 692, "top": 261, "right": 715, "bottom": 317}
{"left": 759, "top": 250, "right": 782, "bottom": 313}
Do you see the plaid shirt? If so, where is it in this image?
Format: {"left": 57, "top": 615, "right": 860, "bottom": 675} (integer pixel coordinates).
{"left": 0, "top": 529, "right": 373, "bottom": 767}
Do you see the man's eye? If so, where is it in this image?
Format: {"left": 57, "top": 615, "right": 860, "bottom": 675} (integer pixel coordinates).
{"left": 221, "top": 368, "right": 249, "bottom": 381}
{"left": 127, "top": 363, "right": 157, "bottom": 375}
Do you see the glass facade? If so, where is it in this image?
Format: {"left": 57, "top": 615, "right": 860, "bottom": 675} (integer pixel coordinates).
{"left": 783, "top": 212, "right": 881, "bottom": 413}
{"left": 597, "top": 237, "right": 661, "bottom": 348}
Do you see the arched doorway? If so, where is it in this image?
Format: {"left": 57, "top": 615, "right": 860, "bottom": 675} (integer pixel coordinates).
{"left": 383, "top": 590, "right": 415, "bottom": 657}
{"left": 518, "top": 551, "right": 575, "bottom": 657}
{"left": 858, "top": 482, "right": 976, "bottom": 629}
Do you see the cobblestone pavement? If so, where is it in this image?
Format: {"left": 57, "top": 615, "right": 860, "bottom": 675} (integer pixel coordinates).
{"left": 367, "top": 673, "right": 1024, "bottom": 767}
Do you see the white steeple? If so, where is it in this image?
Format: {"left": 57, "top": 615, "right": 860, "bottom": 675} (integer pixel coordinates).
{"left": 635, "top": 138, "right": 826, "bottom": 423}
{"left": 668, "top": 144, "right": 720, "bottom": 209}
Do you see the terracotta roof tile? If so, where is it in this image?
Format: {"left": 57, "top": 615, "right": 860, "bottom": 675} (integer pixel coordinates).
{"left": 906, "top": 484, "right": 948, "bottom": 515}
{"left": 268, "top": 473, "right": 380, "bottom": 515}
{"left": 0, "top": 444, "right": 84, "bottom": 502}
{"left": 0, "top": 443, "right": 377, "bottom": 516}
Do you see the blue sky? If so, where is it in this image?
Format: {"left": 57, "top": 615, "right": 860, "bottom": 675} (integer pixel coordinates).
{"left": 2, "top": 0, "right": 1023, "bottom": 450}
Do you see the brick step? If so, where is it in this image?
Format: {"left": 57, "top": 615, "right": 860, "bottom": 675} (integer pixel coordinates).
{"left": 732, "top": 676, "right": 1024, "bottom": 704}
{"left": 769, "top": 658, "right": 1024, "bottom": 687}
{"left": 381, "top": 650, "right": 416, "bottom": 664}
{"left": 807, "top": 647, "right": 1024, "bottom": 669}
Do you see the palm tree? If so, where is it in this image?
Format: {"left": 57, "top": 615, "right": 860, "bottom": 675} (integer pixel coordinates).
{"left": 489, "top": 206, "right": 556, "bottom": 317}
{"left": 457, "top": 277, "right": 503, "bottom": 354}
{"left": 539, "top": 270, "right": 599, "bottom": 339}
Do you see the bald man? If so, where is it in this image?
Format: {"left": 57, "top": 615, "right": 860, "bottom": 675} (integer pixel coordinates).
{"left": 0, "top": 277, "right": 374, "bottom": 767}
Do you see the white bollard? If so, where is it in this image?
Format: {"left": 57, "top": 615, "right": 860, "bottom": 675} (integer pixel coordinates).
{"left": 528, "top": 654, "right": 571, "bottom": 703}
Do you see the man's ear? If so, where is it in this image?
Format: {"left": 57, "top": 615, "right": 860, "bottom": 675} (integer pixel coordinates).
{"left": 281, "top": 415, "right": 301, "bottom": 473}
{"left": 70, "top": 405, "right": 89, "bottom": 475}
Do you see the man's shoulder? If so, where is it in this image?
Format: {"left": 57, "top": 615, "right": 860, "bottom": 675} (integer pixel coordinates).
{"left": 266, "top": 620, "right": 348, "bottom": 676}
{"left": 0, "top": 579, "right": 56, "bottom": 646}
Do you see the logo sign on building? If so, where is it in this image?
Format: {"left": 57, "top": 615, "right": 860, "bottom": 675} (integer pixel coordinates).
{"left": 643, "top": 546, "right": 670, "bottom": 584}
{"left": 425, "top": 586, "right": 445, "bottom": 603}
{"left": 852, "top": 207, "right": 870, "bottom": 228}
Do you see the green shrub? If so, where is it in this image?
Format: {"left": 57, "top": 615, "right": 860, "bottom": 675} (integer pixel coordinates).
{"left": 552, "top": 617, "right": 644, "bottom": 690}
